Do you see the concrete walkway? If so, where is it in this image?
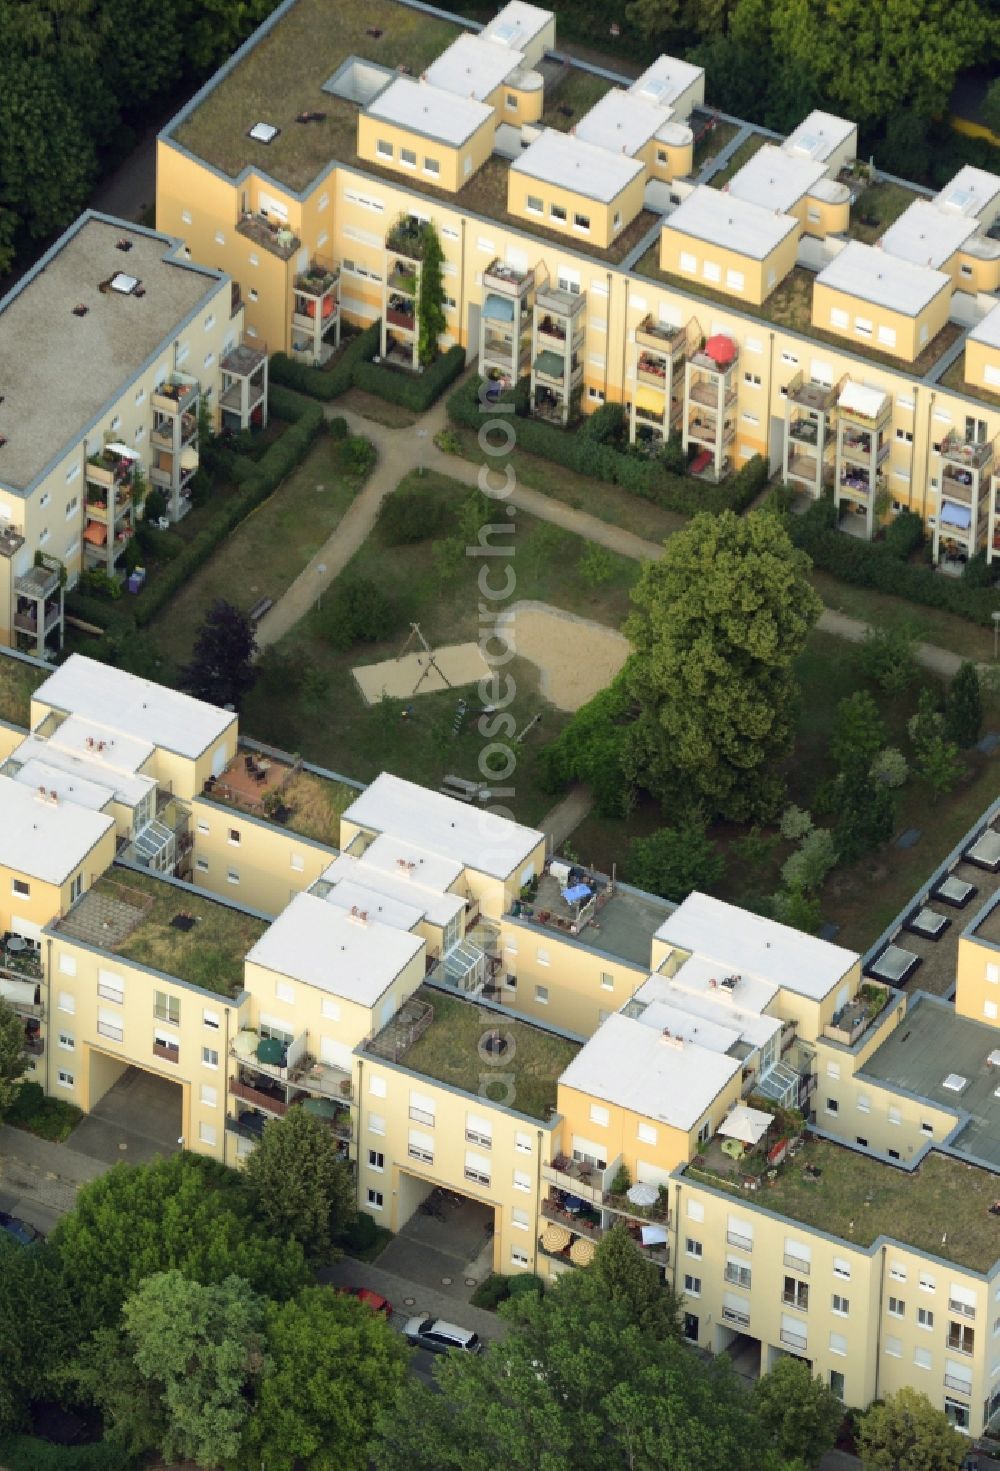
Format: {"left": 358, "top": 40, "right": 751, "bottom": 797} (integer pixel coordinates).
{"left": 541, "top": 784, "right": 595, "bottom": 851}
{"left": 0, "top": 1123, "right": 107, "bottom": 1236}
{"left": 256, "top": 392, "right": 977, "bottom": 681}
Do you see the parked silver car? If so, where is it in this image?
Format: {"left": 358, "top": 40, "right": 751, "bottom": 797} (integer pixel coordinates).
{"left": 403, "top": 1315, "right": 483, "bottom": 1354}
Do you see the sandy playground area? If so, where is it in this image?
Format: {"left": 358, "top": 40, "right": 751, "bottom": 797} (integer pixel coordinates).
{"left": 352, "top": 605, "right": 630, "bottom": 712}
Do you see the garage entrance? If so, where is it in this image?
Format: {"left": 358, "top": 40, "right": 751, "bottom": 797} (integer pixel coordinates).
{"left": 377, "top": 1174, "right": 497, "bottom": 1300}
{"left": 66, "top": 1057, "right": 184, "bottom": 1166}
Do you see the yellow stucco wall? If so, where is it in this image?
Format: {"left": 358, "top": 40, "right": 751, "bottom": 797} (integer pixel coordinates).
{"left": 658, "top": 221, "right": 800, "bottom": 307}
{"left": 190, "top": 796, "right": 335, "bottom": 917}
{"left": 507, "top": 171, "right": 645, "bottom": 251}
{"left": 812, "top": 281, "right": 952, "bottom": 363}
{"left": 357, "top": 113, "right": 496, "bottom": 194}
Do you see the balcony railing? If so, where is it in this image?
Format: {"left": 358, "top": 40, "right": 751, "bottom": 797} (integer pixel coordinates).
{"left": 724, "top": 1265, "right": 752, "bottom": 1288}
{"left": 97, "top": 1020, "right": 123, "bottom": 1043}
{"left": 152, "top": 1040, "right": 179, "bottom": 1064}
{"left": 484, "top": 259, "right": 534, "bottom": 296}
{"left": 726, "top": 1230, "right": 753, "bottom": 1251}
{"left": 236, "top": 212, "right": 301, "bottom": 260}
{"left": 722, "top": 1305, "right": 750, "bottom": 1328}
{"left": 542, "top": 1155, "right": 606, "bottom": 1205}
{"left": 464, "top": 1166, "right": 491, "bottom": 1187}
{"left": 780, "top": 1327, "right": 808, "bottom": 1351}
{"left": 948, "top": 1299, "right": 977, "bottom": 1319}
{"left": 946, "top": 1334, "right": 975, "bottom": 1355}
{"left": 636, "top": 313, "right": 685, "bottom": 355}
{"left": 23, "top": 1035, "right": 44, "bottom": 1056}
{"left": 940, "top": 431, "right": 993, "bottom": 469}
{"left": 229, "top": 1077, "right": 287, "bottom": 1116}
{"left": 409, "top": 1106, "right": 435, "bottom": 1127}
{"left": 783, "top": 1253, "right": 811, "bottom": 1275}
{"left": 407, "top": 1144, "right": 434, "bottom": 1165}
{"left": 944, "top": 1373, "right": 973, "bottom": 1393}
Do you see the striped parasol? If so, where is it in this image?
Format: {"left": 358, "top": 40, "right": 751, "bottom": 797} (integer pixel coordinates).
{"left": 569, "top": 1235, "right": 596, "bottom": 1266}
{"left": 541, "top": 1222, "right": 571, "bottom": 1253}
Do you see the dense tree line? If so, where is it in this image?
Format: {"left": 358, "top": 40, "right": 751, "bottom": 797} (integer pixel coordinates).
{"left": 0, "top": 0, "right": 281, "bottom": 276}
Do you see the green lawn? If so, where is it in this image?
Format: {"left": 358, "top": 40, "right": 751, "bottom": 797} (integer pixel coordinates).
{"left": 811, "top": 569, "right": 997, "bottom": 662}
{"left": 540, "top": 68, "right": 610, "bottom": 132}
{"left": 401, "top": 985, "right": 580, "bottom": 1120}
{"left": 695, "top": 119, "right": 739, "bottom": 170}
{"left": 690, "top": 1138, "right": 1000, "bottom": 1274}
{"left": 849, "top": 180, "right": 924, "bottom": 244}
{"left": 708, "top": 133, "right": 768, "bottom": 187}
{"left": 0, "top": 654, "right": 47, "bottom": 729}
{"left": 148, "top": 434, "right": 366, "bottom": 671}
{"left": 241, "top": 469, "right": 639, "bottom": 826}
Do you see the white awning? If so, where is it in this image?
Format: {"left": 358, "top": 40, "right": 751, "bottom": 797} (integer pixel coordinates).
{"left": 104, "top": 442, "right": 141, "bottom": 461}
{"left": 10, "top": 917, "right": 42, "bottom": 943}
{"left": 719, "top": 1104, "right": 773, "bottom": 1145}
{"left": 839, "top": 381, "right": 887, "bottom": 420}
{"left": 640, "top": 1223, "right": 668, "bottom": 1247}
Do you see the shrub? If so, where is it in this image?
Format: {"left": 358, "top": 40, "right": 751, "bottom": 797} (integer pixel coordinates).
{"left": 321, "top": 578, "right": 401, "bottom": 650}
{"left": 433, "top": 426, "right": 461, "bottom": 454}
{"left": 470, "top": 1274, "right": 511, "bottom": 1311}
{"left": 353, "top": 343, "right": 465, "bottom": 412}
{"left": 610, "top": 1163, "right": 632, "bottom": 1195}
{"left": 327, "top": 416, "right": 348, "bottom": 441}
{"left": 0, "top": 1437, "right": 136, "bottom": 1471}
{"left": 343, "top": 436, "right": 377, "bottom": 478}
{"left": 506, "top": 1273, "right": 544, "bottom": 1299}
{"left": 856, "top": 625, "right": 918, "bottom": 695}
{"left": 781, "top": 827, "right": 838, "bottom": 893}
{"left": 340, "top": 1212, "right": 378, "bottom": 1254}
{"left": 578, "top": 542, "right": 616, "bottom": 587}
{"left": 779, "top": 804, "right": 814, "bottom": 841}
{"left": 946, "top": 661, "right": 983, "bottom": 748}
{"left": 882, "top": 509, "right": 924, "bottom": 560}
{"left": 5, "top": 1081, "right": 82, "bottom": 1142}
{"left": 268, "top": 321, "right": 381, "bottom": 401}
{"left": 870, "top": 747, "right": 909, "bottom": 788}
{"left": 142, "top": 487, "right": 167, "bottom": 523}
{"left": 79, "top": 569, "right": 122, "bottom": 602}
{"left": 378, "top": 487, "right": 450, "bottom": 545}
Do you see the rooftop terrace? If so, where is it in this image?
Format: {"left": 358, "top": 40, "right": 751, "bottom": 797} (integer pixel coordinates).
{"left": 508, "top": 866, "right": 672, "bottom": 969}
{"left": 206, "top": 749, "right": 354, "bottom": 849}
{"left": 687, "top": 1133, "right": 1000, "bottom": 1273}
{"left": 367, "top": 983, "right": 580, "bottom": 1120}
{"left": 52, "top": 867, "right": 266, "bottom": 998}
{"left": 859, "top": 994, "right": 1000, "bottom": 1168}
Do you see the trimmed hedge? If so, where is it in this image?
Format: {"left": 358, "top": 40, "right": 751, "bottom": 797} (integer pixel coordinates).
{"left": 788, "top": 499, "right": 1000, "bottom": 626}
{"left": 447, "top": 376, "right": 768, "bottom": 515}
{"left": 270, "top": 323, "right": 464, "bottom": 412}
{"left": 133, "top": 390, "right": 325, "bottom": 628}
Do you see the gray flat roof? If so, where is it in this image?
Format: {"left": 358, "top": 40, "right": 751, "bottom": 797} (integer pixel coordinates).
{"left": 727, "top": 145, "right": 827, "bottom": 215}
{"left": 663, "top": 185, "right": 799, "bottom": 261}
{"left": 859, "top": 993, "right": 1000, "bottom": 1168}
{"left": 0, "top": 214, "right": 223, "bottom": 494}
{"left": 510, "top": 872, "right": 672, "bottom": 969}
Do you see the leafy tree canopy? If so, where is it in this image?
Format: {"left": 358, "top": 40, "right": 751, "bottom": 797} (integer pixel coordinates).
{"left": 180, "top": 597, "right": 258, "bottom": 710}
{"left": 242, "top": 1107, "right": 357, "bottom": 1262}
{"left": 752, "top": 1355, "right": 843, "bottom": 1466}
{"left": 0, "top": 1238, "right": 76, "bottom": 1434}
{"left": 622, "top": 813, "right": 724, "bottom": 902}
{"left": 857, "top": 1386, "right": 966, "bottom": 1471}
{"left": 0, "top": 996, "right": 28, "bottom": 1119}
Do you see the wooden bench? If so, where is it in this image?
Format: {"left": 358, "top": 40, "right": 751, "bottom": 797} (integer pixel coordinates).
{"left": 248, "top": 596, "right": 274, "bottom": 623}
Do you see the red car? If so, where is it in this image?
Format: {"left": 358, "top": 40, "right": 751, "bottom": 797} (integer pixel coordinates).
{"left": 339, "top": 1286, "right": 392, "bottom": 1318}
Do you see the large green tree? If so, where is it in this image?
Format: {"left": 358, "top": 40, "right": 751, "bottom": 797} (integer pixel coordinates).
{"left": 245, "top": 1286, "right": 407, "bottom": 1471}
{"left": 945, "top": 662, "right": 982, "bottom": 749}
{"left": 0, "top": 996, "right": 28, "bottom": 1119}
{"left": 0, "top": 1238, "right": 76, "bottom": 1433}
{"left": 752, "top": 1355, "right": 843, "bottom": 1467}
{"left": 857, "top": 1386, "right": 966, "bottom": 1471}
{"left": 242, "top": 1107, "right": 356, "bottom": 1262}
{"left": 70, "top": 1271, "right": 265, "bottom": 1465}
{"left": 180, "top": 598, "right": 258, "bottom": 711}
{"left": 623, "top": 511, "right": 821, "bottom": 822}
{"left": 50, "top": 1153, "right": 308, "bottom": 1333}
{"left": 622, "top": 815, "right": 724, "bottom": 903}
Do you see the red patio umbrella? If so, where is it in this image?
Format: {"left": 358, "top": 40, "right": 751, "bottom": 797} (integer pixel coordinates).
{"left": 704, "top": 333, "right": 736, "bottom": 367}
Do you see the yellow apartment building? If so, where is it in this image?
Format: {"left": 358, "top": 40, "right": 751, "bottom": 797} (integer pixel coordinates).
{"left": 357, "top": 79, "right": 497, "bottom": 194}
{"left": 572, "top": 87, "right": 693, "bottom": 186}
{"left": 508, "top": 130, "right": 647, "bottom": 250}
{"left": 0, "top": 213, "right": 265, "bottom": 658}
{"left": 725, "top": 145, "right": 850, "bottom": 240}
{"left": 813, "top": 242, "right": 954, "bottom": 364}
{"left": 658, "top": 188, "right": 801, "bottom": 307}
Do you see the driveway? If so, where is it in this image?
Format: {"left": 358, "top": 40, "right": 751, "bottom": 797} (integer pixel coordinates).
{"left": 374, "top": 1193, "right": 496, "bottom": 1300}
{"left": 64, "top": 1067, "right": 183, "bottom": 1167}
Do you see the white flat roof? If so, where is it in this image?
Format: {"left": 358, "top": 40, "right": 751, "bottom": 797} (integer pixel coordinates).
{"left": 49, "top": 714, "right": 156, "bottom": 778}
{"left": 480, "top": 1, "right": 552, "bottom": 51}
{"left": 574, "top": 87, "right": 672, "bottom": 159}
{"left": 321, "top": 850, "right": 465, "bottom": 929}
{"left": 0, "top": 774, "right": 113, "bottom": 884}
{"left": 782, "top": 110, "right": 856, "bottom": 164}
{"left": 559, "top": 1012, "right": 740, "bottom": 1130}
{"left": 322, "top": 876, "right": 425, "bottom": 934}
{"left": 365, "top": 76, "right": 494, "bottom": 147}
{"left": 727, "top": 145, "right": 827, "bottom": 214}
{"left": 342, "top": 773, "right": 542, "bottom": 882}
{"left": 635, "top": 972, "right": 781, "bottom": 1049}
{"left": 935, "top": 165, "right": 1000, "bottom": 221}
{"left": 969, "top": 302, "right": 1000, "bottom": 349}
{"left": 879, "top": 200, "right": 978, "bottom": 269}
{"left": 424, "top": 34, "right": 524, "bottom": 102}
{"left": 247, "top": 891, "right": 423, "bottom": 1005}
{"left": 815, "top": 240, "right": 951, "bottom": 317}
{"left": 359, "top": 832, "right": 465, "bottom": 896}
{"left": 655, "top": 892, "right": 859, "bottom": 1003}
{"left": 10, "top": 734, "right": 156, "bottom": 810}
{"left": 629, "top": 54, "right": 704, "bottom": 112}
{"left": 664, "top": 185, "right": 799, "bottom": 260}
{"left": 11, "top": 755, "right": 114, "bottom": 814}
{"left": 661, "top": 952, "right": 779, "bottom": 1016}
{"left": 634, "top": 997, "right": 743, "bottom": 1055}
{"left": 510, "top": 128, "right": 645, "bottom": 204}
{"left": 32, "top": 655, "right": 235, "bottom": 761}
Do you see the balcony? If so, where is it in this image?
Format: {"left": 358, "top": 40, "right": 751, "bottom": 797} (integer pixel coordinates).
{"left": 536, "top": 316, "right": 567, "bottom": 347}
{"left": 0, "top": 524, "right": 25, "bottom": 558}
{"left": 23, "top": 1035, "right": 44, "bottom": 1057}
{"left": 722, "top": 1304, "right": 751, "bottom": 1329}
{"left": 152, "top": 1040, "right": 179, "bottom": 1065}
{"left": 789, "top": 417, "right": 819, "bottom": 447}
{"left": 228, "top": 1033, "right": 354, "bottom": 1102}
{"left": 13, "top": 600, "right": 62, "bottom": 638}
{"left": 385, "top": 215, "right": 427, "bottom": 262}
{"left": 151, "top": 377, "right": 198, "bottom": 416}
{"left": 780, "top": 1326, "right": 808, "bottom": 1351}
{"left": 690, "top": 379, "right": 737, "bottom": 411}
{"left": 294, "top": 257, "right": 339, "bottom": 297}
{"left": 823, "top": 983, "right": 890, "bottom": 1046}
{"left": 636, "top": 313, "right": 685, "bottom": 355}
{"left": 386, "top": 296, "right": 416, "bottom": 332}
{"left": 542, "top": 1154, "right": 606, "bottom": 1205}
{"left": 484, "top": 258, "right": 535, "bottom": 297}
{"left": 533, "top": 350, "right": 567, "bottom": 385}
{"left": 229, "top": 1076, "right": 288, "bottom": 1117}
{"left": 236, "top": 212, "right": 300, "bottom": 260}
{"left": 941, "top": 469, "right": 974, "bottom": 504}
{"left": 940, "top": 431, "right": 993, "bottom": 471}
{"left": 787, "top": 374, "right": 839, "bottom": 412}
{"left": 86, "top": 450, "right": 135, "bottom": 488}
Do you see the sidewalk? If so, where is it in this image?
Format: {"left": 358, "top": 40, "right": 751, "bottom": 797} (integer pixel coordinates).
{"left": 0, "top": 1123, "right": 107, "bottom": 1235}
{"left": 318, "top": 1254, "right": 510, "bottom": 1343}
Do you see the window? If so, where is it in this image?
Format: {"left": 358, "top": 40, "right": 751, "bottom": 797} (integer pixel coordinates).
{"left": 202, "top": 1046, "right": 219, "bottom": 1069}
{"left": 535, "top": 984, "right": 549, "bottom": 1005}
{"left": 276, "top": 980, "right": 295, "bottom": 1005}
{"left": 887, "top": 1106, "right": 901, "bottom": 1126}
{"left": 368, "top": 1111, "right": 385, "bottom": 1136}
{"left": 725, "top": 1258, "right": 751, "bottom": 1289}
{"left": 698, "top": 1118, "right": 712, "bottom": 1146}
{"left": 885, "top": 1335, "right": 902, "bottom": 1358}
{"left": 854, "top": 316, "right": 873, "bottom": 338}
{"left": 684, "top": 1274, "right": 702, "bottom": 1295}
{"left": 409, "top": 1090, "right": 435, "bottom": 1127}
{"left": 58, "top": 955, "right": 76, "bottom": 977}
{"left": 369, "top": 1075, "right": 387, "bottom": 1099}
{"left": 536, "top": 947, "right": 550, "bottom": 967}
{"left": 515, "top": 1132, "right": 532, "bottom": 1155}
{"left": 911, "top": 1345, "right": 932, "bottom": 1370}
{"left": 199, "top": 1122, "right": 217, "bottom": 1146}
{"left": 407, "top": 1128, "right": 434, "bottom": 1165}
{"left": 195, "top": 859, "right": 209, "bottom": 874}
{"left": 686, "top": 1238, "right": 703, "bottom": 1259}
{"left": 12, "top": 878, "right": 29, "bottom": 897}
{"left": 829, "top": 1333, "right": 848, "bottom": 1357}
{"left": 376, "top": 139, "right": 393, "bottom": 158}
{"left": 58, "top": 991, "right": 75, "bottom": 1015}
{"left": 526, "top": 195, "right": 543, "bottom": 215}
{"left": 679, "top": 251, "right": 697, "bottom": 275}
{"left": 825, "top": 1098, "right": 839, "bottom": 1115}
{"left": 227, "top": 870, "right": 240, "bottom": 885}
{"left": 944, "top": 1399, "right": 970, "bottom": 1430}
{"left": 888, "top": 1297, "right": 905, "bottom": 1318}
{"left": 783, "top": 1276, "right": 809, "bottom": 1311}
{"left": 948, "top": 1322, "right": 975, "bottom": 1356}
{"left": 510, "top": 1245, "right": 530, "bottom": 1269}
{"left": 589, "top": 1104, "right": 609, "bottom": 1128}
{"left": 599, "top": 971, "right": 614, "bottom": 991}
{"left": 400, "top": 147, "right": 416, "bottom": 167}
{"left": 466, "top": 1113, "right": 492, "bottom": 1149}
{"left": 918, "top": 1307, "right": 935, "bottom": 1329}
{"left": 856, "top": 1093, "right": 871, "bottom": 1113}
{"left": 987, "top": 962, "right": 1000, "bottom": 984}
{"left": 830, "top": 1370, "right": 845, "bottom": 1400}
{"left": 960, "top": 263, "right": 973, "bottom": 279}
{"left": 889, "top": 1263, "right": 907, "bottom": 1283}
{"left": 203, "top": 1008, "right": 220, "bottom": 1031}
{"left": 573, "top": 213, "right": 590, "bottom": 233}
{"left": 727, "top": 1215, "right": 753, "bottom": 1251}
{"left": 613, "top": 211, "right": 621, "bottom": 230}
{"left": 832, "top": 1294, "right": 850, "bottom": 1316}
{"left": 637, "top": 1122, "right": 658, "bottom": 1146}
{"left": 744, "top": 371, "right": 761, "bottom": 387}
{"left": 506, "top": 93, "right": 518, "bottom": 110}
{"left": 744, "top": 335, "right": 763, "bottom": 354}
{"left": 57, "top": 1070, "right": 74, "bottom": 1088}
{"left": 549, "top": 204, "right": 566, "bottom": 223}
{"left": 826, "top": 1061, "right": 841, "bottom": 1080}
{"left": 877, "top": 325, "right": 897, "bottom": 349}
{"left": 513, "top": 1170, "right": 531, "bottom": 1193}
{"left": 512, "top": 1207, "right": 529, "bottom": 1230}
{"left": 856, "top": 1136, "right": 869, "bottom": 1148}
{"left": 919, "top": 1272, "right": 936, "bottom": 1293}
{"left": 154, "top": 991, "right": 179, "bottom": 1026}
{"left": 228, "top": 828, "right": 241, "bottom": 845}
{"left": 58, "top": 1032, "right": 74, "bottom": 1051}
{"left": 200, "top": 1084, "right": 217, "bottom": 1108}
{"left": 702, "top": 261, "right": 722, "bottom": 284}
{"left": 725, "top": 268, "right": 745, "bottom": 291}
{"left": 986, "top": 1000, "right": 999, "bottom": 1021}
{"left": 895, "top": 427, "right": 913, "bottom": 443}
{"left": 687, "top": 1199, "right": 705, "bottom": 1222}
{"left": 465, "top": 1151, "right": 491, "bottom": 1187}
{"left": 181, "top": 209, "right": 192, "bottom": 225}
{"left": 830, "top": 307, "right": 849, "bottom": 329}
{"left": 367, "top": 1189, "right": 384, "bottom": 1210}
{"left": 368, "top": 1149, "right": 385, "bottom": 1171}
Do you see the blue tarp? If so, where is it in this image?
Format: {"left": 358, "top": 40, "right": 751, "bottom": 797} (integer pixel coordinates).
{"left": 483, "top": 292, "right": 515, "bottom": 323}
{"left": 563, "top": 883, "right": 592, "bottom": 905}
{"left": 940, "top": 500, "right": 972, "bottom": 529}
